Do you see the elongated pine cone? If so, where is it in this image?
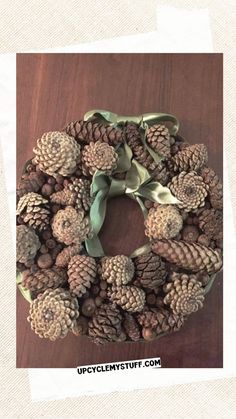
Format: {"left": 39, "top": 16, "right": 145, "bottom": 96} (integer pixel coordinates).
{"left": 68, "top": 178, "right": 92, "bottom": 211}
{"left": 88, "top": 303, "right": 123, "bottom": 345}
{"left": 146, "top": 124, "right": 171, "bottom": 158}
{"left": 50, "top": 188, "right": 76, "bottom": 206}
{"left": 65, "top": 120, "right": 124, "bottom": 146}
{"left": 123, "top": 313, "right": 141, "bottom": 341}
{"left": 125, "top": 123, "right": 157, "bottom": 172}
{"left": 27, "top": 288, "right": 79, "bottom": 340}
{"left": 200, "top": 167, "right": 223, "bottom": 210}
{"left": 17, "top": 225, "right": 40, "bottom": 265}
{"left": 55, "top": 244, "right": 82, "bottom": 267}
{"left": 21, "top": 267, "right": 66, "bottom": 295}
{"left": 33, "top": 131, "right": 81, "bottom": 177}
{"left": 67, "top": 255, "right": 97, "bottom": 297}
{"left": 133, "top": 252, "right": 167, "bottom": 290}
{"left": 198, "top": 209, "right": 223, "bottom": 240}
{"left": 137, "top": 307, "right": 184, "bottom": 335}
{"left": 171, "top": 143, "right": 208, "bottom": 172}
{"left": 108, "top": 285, "right": 145, "bottom": 312}
{"left": 168, "top": 171, "right": 208, "bottom": 212}
{"left": 52, "top": 206, "right": 91, "bottom": 245}
{"left": 145, "top": 205, "right": 183, "bottom": 240}
{"left": 82, "top": 141, "right": 118, "bottom": 176}
{"left": 17, "top": 192, "right": 50, "bottom": 231}
{"left": 99, "top": 255, "right": 134, "bottom": 285}
{"left": 17, "top": 171, "right": 45, "bottom": 197}
{"left": 152, "top": 239, "right": 223, "bottom": 274}
{"left": 163, "top": 275, "right": 205, "bottom": 315}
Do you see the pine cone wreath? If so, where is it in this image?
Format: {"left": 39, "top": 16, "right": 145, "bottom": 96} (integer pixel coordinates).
{"left": 123, "top": 313, "right": 141, "bottom": 341}
{"left": 200, "top": 167, "right": 223, "bottom": 210}
{"left": 17, "top": 192, "right": 50, "bottom": 231}
{"left": 68, "top": 178, "right": 92, "bottom": 212}
{"left": 67, "top": 255, "right": 97, "bottom": 297}
{"left": 52, "top": 206, "right": 91, "bottom": 245}
{"left": 99, "top": 255, "right": 134, "bottom": 286}
{"left": 107, "top": 285, "right": 145, "bottom": 313}
{"left": 146, "top": 124, "right": 171, "bottom": 159}
{"left": 88, "top": 303, "right": 123, "bottom": 345}
{"left": 82, "top": 141, "right": 118, "bottom": 176}
{"left": 145, "top": 205, "right": 183, "bottom": 240}
{"left": 55, "top": 244, "right": 82, "bottom": 268}
{"left": 17, "top": 171, "right": 45, "bottom": 198}
{"left": 21, "top": 267, "right": 67, "bottom": 295}
{"left": 125, "top": 123, "right": 157, "bottom": 172}
{"left": 152, "top": 239, "right": 223, "bottom": 274}
{"left": 17, "top": 225, "right": 41, "bottom": 265}
{"left": 171, "top": 143, "right": 208, "bottom": 172}
{"left": 133, "top": 252, "right": 167, "bottom": 291}
{"left": 27, "top": 288, "right": 79, "bottom": 340}
{"left": 168, "top": 171, "right": 209, "bottom": 212}
{"left": 198, "top": 209, "right": 223, "bottom": 241}
{"left": 65, "top": 120, "right": 124, "bottom": 146}
{"left": 163, "top": 275, "right": 205, "bottom": 315}
{"left": 137, "top": 307, "right": 185, "bottom": 337}
{"left": 33, "top": 131, "right": 81, "bottom": 177}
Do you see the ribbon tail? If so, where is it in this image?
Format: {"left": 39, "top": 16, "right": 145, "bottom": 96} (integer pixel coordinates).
{"left": 85, "top": 235, "right": 105, "bottom": 257}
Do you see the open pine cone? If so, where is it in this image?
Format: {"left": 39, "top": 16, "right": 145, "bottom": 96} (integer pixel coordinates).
{"left": 52, "top": 206, "right": 91, "bottom": 245}
{"left": 145, "top": 205, "right": 183, "bottom": 240}
{"left": 99, "top": 255, "right": 134, "bottom": 286}
{"left": 82, "top": 141, "right": 118, "bottom": 176}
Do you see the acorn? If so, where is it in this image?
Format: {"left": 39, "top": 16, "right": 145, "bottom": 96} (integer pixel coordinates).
{"left": 37, "top": 253, "right": 53, "bottom": 269}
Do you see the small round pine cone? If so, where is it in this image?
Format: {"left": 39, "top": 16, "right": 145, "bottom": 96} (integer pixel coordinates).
{"left": 163, "top": 274, "right": 205, "bottom": 315}
{"left": 137, "top": 307, "right": 184, "bottom": 335}
{"left": 33, "top": 131, "right": 81, "bottom": 177}
{"left": 171, "top": 143, "right": 208, "bottom": 172}
{"left": 55, "top": 244, "right": 82, "bottom": 267}
{"left": 133, "top": 252, "right": 167, "bottom": 291}
{"left": 52, "top": 206, "right": 92, "bottom": 245}
{"left": 17, "top": 225, "right": 41, "bottom": 265}
{"left": 181, "top": 225, "right": 199, "bottom": 242}
{"left": 146, "top": 124, "right": 171, "bottom": 159}
{"left": 123, "top": 313, "right": 141, "bottom": 341}
{"left": 200, "top": 166, "right": 223, "bottom": 210}
{"left": 107, "top": 285, "right": 145, "bottom": 313}
{"left": 27, "top": 288, "right": 79, "bottom": 340}
{"left": 17, "top": 171, "right": 46, "bottom": 198}
{"left": 168, "top": 171, "right": 209, "bottom": 212}
{"left": 145, "top": 205, "right": 183, "bottom": 240}
{"left": 65, "top": 120, "right": 124, "bottom": 146}
{"left": 50, "top": 188, "right": 77, "bottom": 206}
{"left": 67, "top": 255, "right": 97, "bottom": 297}
{"left": 82, "top": 141, "right": 118, "bottom": 176}
{"left": 88, "top": 303, "right": 123, "bottom": 345}
{"left": 21, "top": 267, "right": 67, "bottom": 295}
{"left": 68, "top": 178, "right": 92, "bottom": 212}
{"left": 99, "top": 255, "right": 134, "bottom": 286}
{"left": 125, "top": 123, "right": 157, "bottom": 172}
{"left": 198, "top": 209, "right": 223, "bottom": 241}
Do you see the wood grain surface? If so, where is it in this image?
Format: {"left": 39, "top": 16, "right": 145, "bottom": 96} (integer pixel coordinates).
{"left": 17, "top": 53, "right": 223, "bottom": 368}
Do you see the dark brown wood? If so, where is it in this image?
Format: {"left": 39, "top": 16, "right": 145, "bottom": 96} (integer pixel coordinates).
{"left": 17, "top": 53, "right": 223, "bottom": 368}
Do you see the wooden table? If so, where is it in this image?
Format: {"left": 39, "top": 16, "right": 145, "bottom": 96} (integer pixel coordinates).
{"left": 17, "top": 53, "right": 223, "bottom": 368}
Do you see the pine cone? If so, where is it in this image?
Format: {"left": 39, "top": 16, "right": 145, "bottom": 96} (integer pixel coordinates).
{"left": 17, "top": 171, "right": 45, "bottom": 198}
{"left": 125, "top": 123, "right": 157, "bottom": 172}
{"left": 27, "top": 288, "right": 79, "bottom": 340}
{"left": 82, "top": 141, "right": 118, "bottom": 176}
{"left": 67, "top": 255, "right": 97, "bottom": 297}
{"left": 145, "top": 205, "right": 183, "bottom": 240}
{"left": 17, "top": 192, "right": 50, "bottom": 231}
{"left": 152, "top": 239, "right": 223, "bottom": 274}
{"left": 200, "top": 167, "right": 223, "bottom": 210}
{"left": 72, "top": 316, "right": 88, "bottom": 336}
{"left": 88, "top": 303, "right": 123, "bottom": 345}
{"left": 65, "top": 120, "right": 124, "bottom": 146}
{"left": 133, "top": 252, "right": 167, "bottom": 291}
{"left": 151, "top": 163, "right": 171, "bottom": 186}
{"left": 199, "top": 209, "right": 223, "bottom": 240}
{"left": 108, "top": 285, "right": 146, "bottom": 313}
{"left": 33, "top": 131, "right": 81, "bottom": 177}
{"left": 99, "top": 255, "right": 134, "bottom": 286}
{"left": 168, "top": 171, "right": 208, "bottom": 212}
{"left": 137, "top": 307, "right": 184, "bottom": 335}
{"left": 55, "top": 244, "right": 82, "bottom": 267}
{"left": 52, "top": 206, "right": 91, "bottom": 245}
{"left": 50, "top": 188, "right": 76, "bottom": 206}
{"left": 17, "top": 225, "right": 41, "bottom": 265}
{"left": 171, "top": 144, "right": 208, "bottom": 172}
{"left": 181, "top": 225, "right": 199, "bottom": 242}
{"left": 68, "top": 178, "right": 92, "bottom": 212}
{"left": 123, "top": 313, "right": 141, "bottom": 341}
{"left": 163, "top": 274, "right": 205, "bottom": 315}
{"left": 21, "top": 267, "right": 66, "bottom": 295}
{"left": 146, "top": 124, "right": 171, "bottom": 159}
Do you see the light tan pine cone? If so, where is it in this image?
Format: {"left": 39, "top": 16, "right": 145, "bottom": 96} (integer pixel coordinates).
{"left": 99, "top": 255, "right": 134, "bottom": 286}
{"left": 17, "top": 192, "right": 50, "bottom": 231}
{"left": 55, "top": 244, "right": 82, "bottom": 267}
{"left": 33, "top": 131, "right": 81, "bottom": 177}
{"left": 163, "top": 275, "right": 205, "bottom": 315}
{"left": 65, "top": 120, "right": 124, "bottom": 146}
{"left": 168, "top": 171, "right": 209, "bottom": 212}
{"left": 21, "top": 267, "right": 67, "bottom": 295}
{"left": 17, "top": 171, "right": 45, "bottom": 198}
{"left": 52, "top": 206, "right": 92, "bottom": 245}
{"left": 27, "top": 288, "right": 79, "bottom": 340}
{"left": 50, "top": 188, "right": 77, "bottom": 206}
{"left": 198, "top": 208, "right": 223, "bottom": 241}
{"left": 200, "top": 167, "right": 223, "bottom": 210}
{"left": 67, "top": 255, "right": 97, "bottom": 297}
{"left": 107, "top": 285, "right": 146, "bottom": 313}
{"left": 137, "top": 307, "right": 184, "bottom": 335}
{"left": 133, "top": 252, "right": 167, "bottom": 291}
{"left": 152, "top": 239, "right": 223, "bottom": 274}
{"left": 17, "top": 225, "right": 41, "bottom": 265}
{"left": 123, "top": 313, "right": 141, "bottom": 341}
{"left": 171, "top": 143, "right": 208, "bottom": 172}
{"left": 146, "top": 124, "right": 171, "bottom": 159}
{"left": 68, "top": 178, "right": 92, "bottom": 212}
{"left": 82, "top": 141, "right": 118, "bottom": 176}
{"left": 125, "top": 123, "right": 157, "bottom": 172}
{"left": 145, "top": 205, "right": 183, "bottom": 240}
{"left": 88, "top": 303, "right": 123, "bottom": 345}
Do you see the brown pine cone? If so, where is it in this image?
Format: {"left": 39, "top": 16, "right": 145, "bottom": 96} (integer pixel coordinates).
{"left": 55, "top": 244, "right": 82, "bottom": 267}
{"left": 82, "top": 141, "right": 118, "bottom": 176}
{"left": 123, "top": 313, "right": 141, "bottom": 341}
{"left": 145, "top": 205, "right": 183, "bottom": 240}
{"left": 17, "top": 171, "right": 45, "bottom": 198}
{"left": 152, "top": 239, "right": 223, "bottom": 274}
{"left": 52, "top": 206, "right": 91, "bottom": 245}
{"left": 33, "top": 131, "right": 81, "bottom": 177}
{"left": 50, "top": 188, "right": 76, "bottom": 206}
{"left": 67, "top": 255, "right": 97, "bottom": 297}
{"left": 99, "top": 255, "right": 134, "bottom": 286}
{"left": 198, "top": 208, "right": 223, "bottom": 240}
{"left": 72, "top": 316, "right": 88, "bottom": 336}
{"left": 181, "top": 225, "right": 199, "bottom": 242}
{"left": 88, "top": 303, "right": 123, "bottom": 345}
{"left": 151, "top": 163, "right": 171, "bottom": 186}
{"left": 146, "top": 124, "right": 171, "bottom": 159}
{"left": 168, "top": 171, "right": 209, "bottom": 212}
{"left": 137, "top": 307, "right": 184, "bottom": 335}
{"left": 65, "top": 120, "right": 124, "bottom": 146}
{"left": 17, "top": 225, "right": 41, "bottom": 265}
{"left": 21, "top": 267, "right": 67, "bottom": 295}
{"left": 107, "top": 285, "right": 145, "bottom": 313}
{"left": 17, "top": 192, "right": 50, "bottom": 231}
{"left": 200, "top": 167, "right": 223, "bottom": 210}
{"left": 125, "top": 123, "right": 157, "bottom": 172}
{"left": 163, "top": 274, "right": 205, "bottom": 315}
{"left": 68, "top": 178, "right": 92, "bottom": 212}
{"left": 133, "top": 252, "right": 167, "bottom": 291}
{"left": 171, "top": 144, "right": 208, "bottom": 172}
{"left": 27, "top": 288, "right": 79, "bottom": 340}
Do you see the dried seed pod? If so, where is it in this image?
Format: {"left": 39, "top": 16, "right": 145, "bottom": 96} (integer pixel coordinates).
{"left": 145, "top": 205, "right": 183, "bottom": 240}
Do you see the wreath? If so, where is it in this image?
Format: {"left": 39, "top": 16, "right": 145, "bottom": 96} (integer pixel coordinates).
{"left": 16, "top": 110, "right": 223, "bottom": 344}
